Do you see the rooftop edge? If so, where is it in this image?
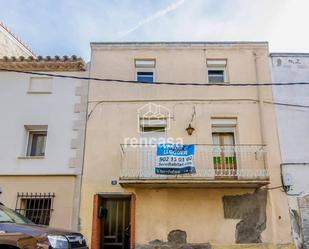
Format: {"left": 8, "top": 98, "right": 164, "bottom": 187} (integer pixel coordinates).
{"left": 270, "top": 53, "right": 309, "bottom": 57}
{"left": 0, "top": 55, "right": 86, "bottom": 71}
{"left": 91, "top": 41, "right": 269, "bottom": 48}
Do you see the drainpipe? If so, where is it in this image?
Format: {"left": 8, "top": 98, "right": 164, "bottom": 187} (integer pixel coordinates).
{"left": 254, "top": 52, "right": 270, "bottom": 173}
{"left": 253, "top": 52, "right": 266, "bottom": 145}
{"left": 254, "top": 51, "right": 271, "bottom": 177}
{"left": 0, "top": 187, "right": 2, "bottom": 204}
{"left": 254, "top": 51, "right": 278, "bottom": 243}
{"left": 71, "top": 61, "right": 91, "bottom": 231}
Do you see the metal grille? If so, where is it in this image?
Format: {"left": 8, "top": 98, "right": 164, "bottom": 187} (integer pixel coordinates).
{"left": 120, "top": 144, "right": 269, "bottom": 180}
{"left": 15, "top": 192, "right": 55, "bottom": 225}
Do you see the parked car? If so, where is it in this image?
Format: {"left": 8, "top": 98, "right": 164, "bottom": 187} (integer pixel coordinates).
{"left": 0, "top": 203, "right": 88, "bottom": 249}
{"left": 0, "top": 233, "right": 37, "bottom": 249}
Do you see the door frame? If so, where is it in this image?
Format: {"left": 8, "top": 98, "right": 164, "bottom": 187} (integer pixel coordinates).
{"left": 91, "top": 193, "right": 135, "bottom": 249}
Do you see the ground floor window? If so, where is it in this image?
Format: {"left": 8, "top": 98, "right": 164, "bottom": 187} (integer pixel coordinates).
{"left": 15, "top": 192, "right": 55, "bottom": 225}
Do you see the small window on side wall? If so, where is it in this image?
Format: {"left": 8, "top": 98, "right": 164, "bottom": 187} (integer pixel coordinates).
{"left": 207, "top": 59, "right": 228, "bottom": 83}
{"left": 135, "top": 59, "right": 155, "bottom": 83}
{"left": 25, "top": 125, "right": 48, "bottom": 157}
{"left": 28, "top": 77, "right": 53, "bottom": 93}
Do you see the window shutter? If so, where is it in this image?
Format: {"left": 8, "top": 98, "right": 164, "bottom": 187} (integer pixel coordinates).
{"left": 135, "top": 60, "right": 155, "bottom": 68}
{"left": 140, "top": 118, "right": 167, "bottom": 127}
{"left": 207, "top": 59, "right": 227, "bottom": 67}
{"left": 212, "top": 118, "right": 236, "bottom": 132}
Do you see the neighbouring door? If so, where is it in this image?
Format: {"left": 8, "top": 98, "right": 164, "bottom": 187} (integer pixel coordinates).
{"left": 212, "top": 132, "right": 237, "bottom": 177}
{"left": 101, "top": 198, "right": 131, "bottom": 249}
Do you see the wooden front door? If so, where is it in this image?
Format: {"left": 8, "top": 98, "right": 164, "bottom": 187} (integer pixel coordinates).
{"left": 212, "top": 132, "right": 237, "bottom": 177}
{"left": 101, "top": 198, "right": 131, "bottom": 249}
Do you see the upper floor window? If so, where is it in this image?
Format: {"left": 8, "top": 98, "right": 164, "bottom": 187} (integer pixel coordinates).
{"left": 208, "top": 70, "right": 225, "bottom": 83}
{"left": 137, "top": 71, "right": 154, "bottom": 83}
{"left": 207, "top": 59, "right": 228, "bottom": 83}
{"left": 135, "top": 59, "right": 155, "bottom": 83}
{"left": 211, "top": 118, "right": 237, "bottom": 170}
{"left": 140, "top": 118, "right": 167, "bottom": 145}
{"left": 140, "top": 118, "right": 167, "bottom": 133}
{"left": 28, "top": 77, "right": 53, "bottom": 94}
{"left": 25, "top": 125, "right": 48, "bottom": 157}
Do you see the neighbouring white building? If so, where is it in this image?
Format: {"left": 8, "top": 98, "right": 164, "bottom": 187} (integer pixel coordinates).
{"left": 0, "top": 56, "right": 88, "bottom": 230}
{"left": 270, "top": 53, "right": 309, "bottom": 249}
{"left": 0, "top": 22, "right": 35, "bottom": 58}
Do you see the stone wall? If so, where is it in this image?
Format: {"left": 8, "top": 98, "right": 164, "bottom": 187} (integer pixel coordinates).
{"left": 222, "top": 190, "right": 267, "bottom": 243}
{"left": 136, "top": 230, "right": 211, "bottom": 249}
{"left": 135, "top": 229, "right": 294, "bottom": 249}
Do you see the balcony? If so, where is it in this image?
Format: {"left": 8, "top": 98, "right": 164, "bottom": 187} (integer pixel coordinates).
{"left": 119, "top": 144, "right": 270, "bottom": 188}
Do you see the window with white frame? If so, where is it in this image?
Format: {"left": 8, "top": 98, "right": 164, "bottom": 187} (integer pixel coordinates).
{"left": 25, "top": 125, "right": 48, "bottom": 157}
{"left": 135, "top": 59, "right": 155, "bottom": 83}
{"left": 28, "top": 77, "right": 53, "bottom": 93}
{"left": 207, "top": 59, "right": 228, "bottom": 83}
{"left": 211, "top": 118, "right": 237, "bottom": 170}
{"left": 140, "top": 118, "right": 167, "bottom": 133}
{"left": 140, "top": 118, "right": 167, "bottom": 145}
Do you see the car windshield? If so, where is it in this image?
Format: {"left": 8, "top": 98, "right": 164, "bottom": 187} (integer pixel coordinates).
{"left": 0, "top": 205, "right": 33, "bottom": 224}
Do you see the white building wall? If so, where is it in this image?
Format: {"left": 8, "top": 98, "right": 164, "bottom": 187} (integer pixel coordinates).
{"left": 271, "top": 54, "right": 309, "bottom": 249}
{"left": 0, "top": 68, "right": 88, "bottom": 229}
{"left": 0, "top": 71, "right": 87, "bottom": 175}
{"left": 0, "top": 24, "right": 35, "bottom": 57}
{"left": 271, "top": 54, "right": 309, "bottom": 163}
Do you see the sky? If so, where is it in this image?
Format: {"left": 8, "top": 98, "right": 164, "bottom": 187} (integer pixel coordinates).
{"left": 1, "top": 0, "right": 309, "bottom": 60}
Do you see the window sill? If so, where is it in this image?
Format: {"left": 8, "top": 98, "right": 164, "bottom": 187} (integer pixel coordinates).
{"left": 17, "top": 156, "right": 45, "bottom": 159}
{"left": 27, "top": 91, "right": 52, "bottom": 94}
{"left": 208, "top": 81, "right": 230, "bottom": 84}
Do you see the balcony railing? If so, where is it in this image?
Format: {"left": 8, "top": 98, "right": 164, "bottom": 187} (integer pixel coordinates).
{"left": 120, "top": 144, "right": 269, "bottom": 187}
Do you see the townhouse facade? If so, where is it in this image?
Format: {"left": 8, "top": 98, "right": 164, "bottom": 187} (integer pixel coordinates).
{"left": 270, "top": 53, "right": 309, "bottom": 249}
{"left": 80, "top": 42, "right": 293, "bottom": 249}
{"left": 0, "top": 56, "right": 88, "bottom": 230}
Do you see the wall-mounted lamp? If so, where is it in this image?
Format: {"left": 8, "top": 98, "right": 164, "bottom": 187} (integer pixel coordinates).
{"left": 186, "top": 123, "right": 195, "bottom": 136}
{"left": 186, "top": 106, "right": 196, "bottom": 136}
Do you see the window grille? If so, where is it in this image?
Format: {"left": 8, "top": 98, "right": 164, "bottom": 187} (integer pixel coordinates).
{"left": 15, "top": 192, "right": 55, "bottom": 225}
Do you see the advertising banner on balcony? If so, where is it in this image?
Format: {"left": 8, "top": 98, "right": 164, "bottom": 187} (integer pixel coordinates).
{"left": 156, "top": 144, "right": 195, "bottom": 174}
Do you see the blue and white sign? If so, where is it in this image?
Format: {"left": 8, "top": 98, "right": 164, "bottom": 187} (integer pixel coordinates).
{"left": 156, "top": 144, "right": 195, "bottom": 174}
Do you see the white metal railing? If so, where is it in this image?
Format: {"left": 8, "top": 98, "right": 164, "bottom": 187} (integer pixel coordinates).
{"left": 120, "top": 144, "right": 269, "bottom": 180}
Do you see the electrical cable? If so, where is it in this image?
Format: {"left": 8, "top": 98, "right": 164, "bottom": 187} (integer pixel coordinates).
{"left": 4, "top": 67, "right": 306, "bottom": 194}
{"left": 262, "top": 185, "right": 283, "bottom": 190}
{"left": 3, "top": 67, "right": 309, "bottom": 87}
{"left": 3, "top": 67, "right": 309, "bottom": 118}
